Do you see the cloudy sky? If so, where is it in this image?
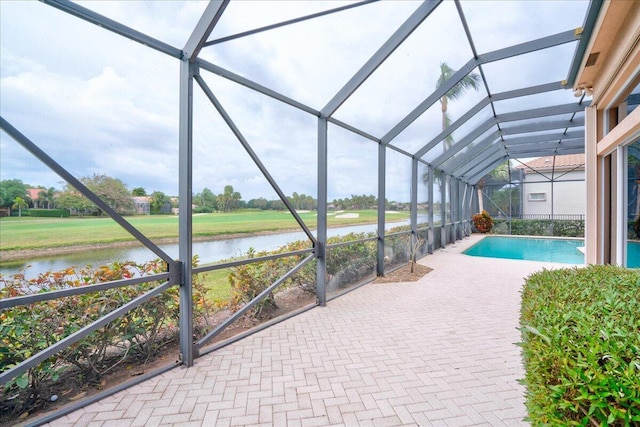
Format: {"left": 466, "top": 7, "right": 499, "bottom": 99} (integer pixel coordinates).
{"left": 0, "top": 0, "right": 589, "bottom": 202}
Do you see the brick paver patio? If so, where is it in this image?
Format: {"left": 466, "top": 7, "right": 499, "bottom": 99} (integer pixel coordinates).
{"left": 46, "top": 235, "right": 567, "bottom": 426}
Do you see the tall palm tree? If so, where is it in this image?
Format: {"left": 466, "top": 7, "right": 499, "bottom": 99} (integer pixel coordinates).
{"left": 436, "top": 62, "right": 481, "bottom": 150}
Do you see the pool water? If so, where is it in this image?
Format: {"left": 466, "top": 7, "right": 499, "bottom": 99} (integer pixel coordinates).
{"left": 627, "top": 242, "right": 640, "bottom": 268}
{"left": 464, "top": 236, "right": 585, "bottom": 264}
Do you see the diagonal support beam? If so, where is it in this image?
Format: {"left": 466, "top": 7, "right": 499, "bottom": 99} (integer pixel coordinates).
{"left": 183, "top": 0, "right": 228, "bottom": 61}
{"left": 0, "top": 280, "right": 173, "bottom": 386}
{"left": 205, "top": 1, "right": 378, "bottom": 46}
{"left": 195, "top": 254, "right": 314, "bottom": 349}
{"left": 198, "top": 59, "right": 319, "bottom": 115}
{"left": 321, "top": 0, "right": 442, "bottom": 117}
{"left": 0, "top": 116, "right": 176, "bottom": 266}
{"left": 194, "top": 75, "right": 316, "bottom": 244}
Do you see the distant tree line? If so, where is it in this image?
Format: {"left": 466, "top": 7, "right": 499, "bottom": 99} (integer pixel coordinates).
{"left": 1, "top": 177, "right": 407, "bottom": 218}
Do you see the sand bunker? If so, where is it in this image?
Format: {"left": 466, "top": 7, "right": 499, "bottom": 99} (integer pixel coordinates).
{"left": 335, "top": 213, "right": 359, "bottom": 219}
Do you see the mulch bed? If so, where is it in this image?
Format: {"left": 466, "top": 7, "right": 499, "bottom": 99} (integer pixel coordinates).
{"left": 373, "top": 263, "right": 433, "bottom": 283}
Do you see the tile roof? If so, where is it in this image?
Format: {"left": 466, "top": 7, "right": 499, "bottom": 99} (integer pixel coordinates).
{"left": 516, "top": 154, "right": 585, "bottom": 172}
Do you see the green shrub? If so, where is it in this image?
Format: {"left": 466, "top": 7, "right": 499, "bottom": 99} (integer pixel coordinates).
{"left": 0, "top": 259, "right": 212, "bottom": 418}
{"left": 493, "top": 219, "right": 585, "bottom": 237}
{"left": 27, "top": 209, "right": 71, "bottom": 217}
{"left": 520, "top": 265, "right": 640, "bottom": 426}
{"left": 228, "top": 232, "right": 377, "bottom": 316}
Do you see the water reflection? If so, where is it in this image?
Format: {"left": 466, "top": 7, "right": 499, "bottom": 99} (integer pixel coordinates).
{"left": 1, "top": 222, "right": 411, "bottom": 279}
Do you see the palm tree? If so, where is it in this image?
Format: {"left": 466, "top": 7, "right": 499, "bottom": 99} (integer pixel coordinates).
{"left": 436, "top": 62, "right": 481, "bottom": 150}
{"left": 44, "top": 187, "right": 56, "bottom": 209}
{"left": 423, "top": 63, "right": 482, "bottom": 197}
{"left": 476, "top": 161, "right": 510, "bottom": 212}
{"left": 37, "top": 189, "right": 48, "bottom": 209}
{"left": 12, "top": 196, "right": 28, "bottom": 217}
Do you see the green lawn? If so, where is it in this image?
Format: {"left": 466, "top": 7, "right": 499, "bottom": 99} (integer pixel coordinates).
{"left": 0, "top": 209, "right": 408, "bottom": 251}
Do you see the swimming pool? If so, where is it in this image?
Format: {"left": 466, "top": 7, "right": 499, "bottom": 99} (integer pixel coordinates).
{"left": 464, "top": 236, "right": 640, "bottom": 266}
{"left": 464, "top": 236, "right": 585, "bottom": 264}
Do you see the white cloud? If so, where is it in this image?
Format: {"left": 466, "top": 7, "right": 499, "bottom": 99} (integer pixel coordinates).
{"left": 1, "top": 0, "right": 590, "bottom": 202}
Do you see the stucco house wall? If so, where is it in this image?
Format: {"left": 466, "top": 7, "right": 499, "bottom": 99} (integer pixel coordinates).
{"left": 522, "top": 170, "right": 585, "bottom": 216}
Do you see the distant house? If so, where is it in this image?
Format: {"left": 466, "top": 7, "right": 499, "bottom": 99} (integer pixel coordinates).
{"left": 516, "top": 154, "right": 585, "bottom": 218}
{"left": 26, "top": 188, "right": 44, "bottom": 208}
{"left": 132, "top": 196, "right": 151, "bottom": 215}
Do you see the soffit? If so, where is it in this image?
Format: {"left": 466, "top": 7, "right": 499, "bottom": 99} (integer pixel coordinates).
{"left": 574, "top": 0, "right": 640, "bottom": 106}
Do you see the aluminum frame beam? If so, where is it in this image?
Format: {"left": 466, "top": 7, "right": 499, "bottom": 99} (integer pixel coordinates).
{"left": 466, "top": 155, "right": 509, "bottom": 183}
{"left": 195, "top": 254, "right": 315, "bottom": 349}
{"left": 432, "top": 116, "right": 584, "bottom": 170}
{"left": 427, "top": 165, "right": 434, "bottom": 253}
{"left": 0, "top": 280, "right": 173, "bottom": 386}
{"left": 435, "top": 103, "right": 588, "bottom": 172}
{"left": 383, "top": 30, "right": 580, "bottom": 144}
{"left": 178, "top": 60, "right": 195, "bottom": 366}
{"left": 42, "top": 0, "right": 182, "bottom": 59}
{"left": 204, "top": 1, "right": 377, "bottom": 46}
{"left": 0, "top": 116, "right": 176, "bottom": 267}
{"left": 183, "top": 0, "right": 228, "bottom": 60}
{"left": 194, "top": 75, "right": 316, "bottom": 244}
{"left": 503, "top": 129, "right": 584, "bottom": 146}
{"left": 198, "top": 60, "right": 319, "bottom": 115}
{"left": 317, "top": 117, "right": 328, "bottom": 306}
{"left": 454, "top": 139, "right": 506, "bottom": 177}
{"left": 377, "top": 142, "right": 386, "bottom": 276}
{"left": 321, "top": 0, "right": 442, "bottom": 117}
{"left": 500, "top": 117, "right": 584, "bottom": 135}
{"left": 414, "top": 81, "right": 565, "bottom": 158}
{"left": 430, "top": 118, "right": 501, "bottom": 168}
{"left": 442, "top": 131, "right": 503, "bottom": 173}
{"left": 507, "top": 134, "right": 583, "bottom": 149}
{"left": 508, "top": 140, "right": 584, "bottom": 155}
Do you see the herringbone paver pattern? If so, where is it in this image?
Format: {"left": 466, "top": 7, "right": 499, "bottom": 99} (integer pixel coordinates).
{"left": 46, "top": 235, "right": 565, "bottom": 426}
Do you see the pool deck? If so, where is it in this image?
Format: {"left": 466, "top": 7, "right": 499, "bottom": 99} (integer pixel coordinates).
{"left": 45, "top": 234, "right": 571, "bottom": 427}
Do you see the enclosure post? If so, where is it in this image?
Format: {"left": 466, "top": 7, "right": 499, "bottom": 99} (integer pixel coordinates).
{"left": 410, "top": 158, "right": 418, "bottom": 248}
{"left": 452, "top": 178, "right": 459, "bottom": 241}
{"left": 462, "top": 182, "right": 471, "bottom": 235}
{"left": 377, "top": 142, "right": 386, "bottom": 276}
{"left": 316, "top": 117, "right": 328, "bottom": 306}
{"left": 178, "top": 59, "right": 195, "bottom": 366}
{"left": 456, "top": 179, "right": 464, "bottom": 240}
{"left": 428, "top": 166, "right": 434, "bottom": 253}
{"left": 519, "top": 168, "right": 525, "bottom": 221}
{"left": 441, "top": 174, "right": 447, "bottom": 247}
{"left": 449, "top": 176, "right": 455, "bottom": 242}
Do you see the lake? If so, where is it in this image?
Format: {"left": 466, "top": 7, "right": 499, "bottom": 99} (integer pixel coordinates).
{"left": 1, "top": 219, "right": 430, "bottom": 279}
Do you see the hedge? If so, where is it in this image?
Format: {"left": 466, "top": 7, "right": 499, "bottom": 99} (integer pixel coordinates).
{"left": 493, "top": 219, "right": 584, "bottom": 237}
{"left": 520, "top": 265, "right": 640, "bottom": 425}
{"left": 27, "top": 209, "right": 71, "bottom": 217}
